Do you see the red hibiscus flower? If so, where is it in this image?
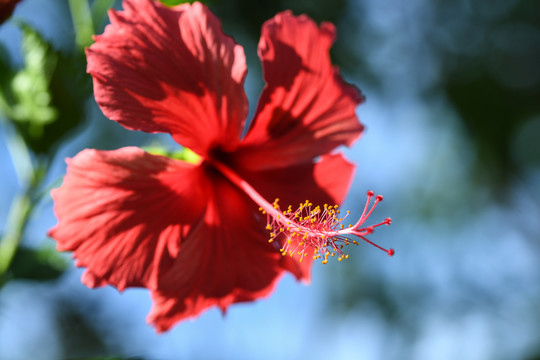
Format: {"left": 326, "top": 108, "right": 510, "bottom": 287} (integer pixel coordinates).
{"left": 0, "top": 0, "right": 22, "bottom": 24}
{"left": 49, "top": 0, "right": 392, "bottom": 332}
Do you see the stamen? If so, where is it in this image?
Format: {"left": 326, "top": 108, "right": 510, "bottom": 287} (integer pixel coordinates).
{"left": 210, "top": 160, "right": 393, "bottom": 264}
{"left": 259, "top": 191, "right": 393, "bottom": 263}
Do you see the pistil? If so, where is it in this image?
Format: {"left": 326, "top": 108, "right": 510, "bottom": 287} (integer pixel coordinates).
{"left": 211, "top": 160, "right": 393, "bottom": 263}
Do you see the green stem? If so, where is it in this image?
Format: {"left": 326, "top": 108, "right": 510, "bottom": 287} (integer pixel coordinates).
{"left": 2, "top": 122, "right": 34, "bottom": 186}
{"left": 0, "top": 191, "right": 33, "bottom": 280}
{"left": 0, "top": 156, "right": 47, "bottom": 284}
{"left": 91, "top": 0, "right": 115, "bottom": 33}
{"left": 68, "top": 0, "right": 95, "bottom": 50}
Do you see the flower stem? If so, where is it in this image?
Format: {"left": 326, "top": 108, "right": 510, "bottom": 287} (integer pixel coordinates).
{"left": 2, "top": 122, "right": 34, "bottom": 187}
{"left": 0, "top": 151, "right": 47, "bottom": 284}
{"left": 68, "top": 0, "right": 94, "bottom": 50}
{"left": 0, "top": 191, "right": 32, "bottom": 282}
{"left": 91, "top": 0, "right": 115, "bottom": 33}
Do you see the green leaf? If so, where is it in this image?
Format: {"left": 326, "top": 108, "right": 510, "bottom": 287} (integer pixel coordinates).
{"left": 142, "top": 144, "right": 201, "bottom": 163}
{"left": 158, "top": 0, "right": 199, "bottom": 6}
{"left": 0, "top": 24, "right": 91, "bottom": 155}
{"left": 0, "top": 24, "right": 58, "bottom": 133}
{"left": 6, "top": 244, "right": 67, "bottom": 282}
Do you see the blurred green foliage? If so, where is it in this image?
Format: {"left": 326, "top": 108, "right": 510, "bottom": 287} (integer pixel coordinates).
{"left": 159, "top": 0, "right": 198, "bottom": 5}
{"left": 431, "top": 0, "right": 540, "bottom": 191}
{"left": 2, "top": 24, "right": 58, "bottom": 131}
{"left": 0, "top": 23, "right": 90, "bottom": 155}
{"left": 7, "top": 245, "right": 67, "bottom": 282}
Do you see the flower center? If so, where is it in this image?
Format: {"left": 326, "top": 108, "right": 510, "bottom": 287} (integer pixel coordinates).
{"left": 211, "top": 160, "right": 393, "bottom": 263}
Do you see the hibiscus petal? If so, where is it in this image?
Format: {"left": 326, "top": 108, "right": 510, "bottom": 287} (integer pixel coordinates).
{"left": 48, "top": 147, "right": 209, "bottom": 292}
{"left": 236, "top": 11, "right": 364, "bottom": 170}
{"left": 146, "top": 153, "right": 354, "bottom": 331}
{"left": 146, "top": 169, "right": 284, "bottom": 331}
{"left": 86, "top": 0, "right": 248, "bottom": 156}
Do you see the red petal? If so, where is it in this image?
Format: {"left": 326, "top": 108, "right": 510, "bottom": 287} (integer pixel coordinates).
{"left": 235, "top": 11, "right": 364, "bottom": 170}
{"left": 86, "top": 0, "right": 248, "bottom": 156}
{"left": 146, "top": 154, "right": 354, "bottom": 331}
{"left": 146, "top": 169, "right": 284, "bottom": 331}
{"left": 48, "top": 147, "right": 209, "bottom": 292}
{"left": 240, "top": 153, "right": 356, "bottom": 282}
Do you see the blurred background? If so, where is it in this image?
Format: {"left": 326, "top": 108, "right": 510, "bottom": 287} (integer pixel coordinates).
{"left": 1, "top": 0, "right": 539, "bottom": 359}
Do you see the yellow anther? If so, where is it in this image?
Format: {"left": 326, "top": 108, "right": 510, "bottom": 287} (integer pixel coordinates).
{"left": 322, "top": 259, "right": 328, "bottom": 265}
